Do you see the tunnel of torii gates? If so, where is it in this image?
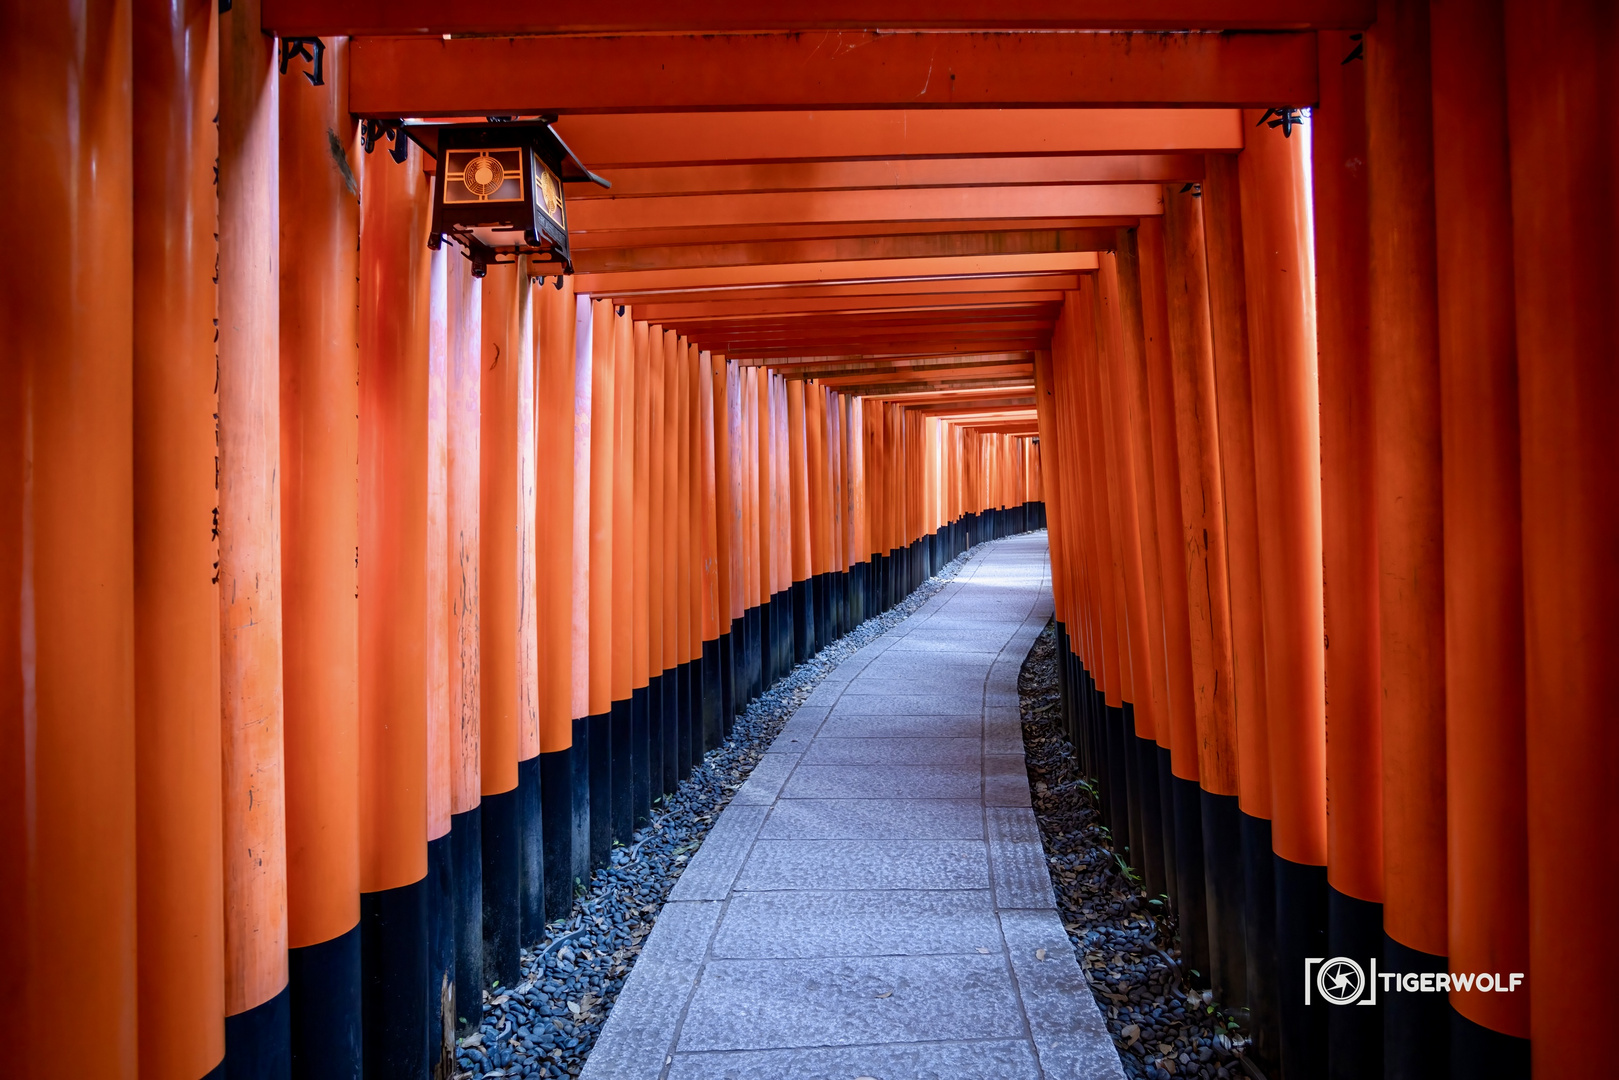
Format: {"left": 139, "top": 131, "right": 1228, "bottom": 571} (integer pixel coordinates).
{"left": 2, "top": 0, "right": 1615, "bottom": 1079}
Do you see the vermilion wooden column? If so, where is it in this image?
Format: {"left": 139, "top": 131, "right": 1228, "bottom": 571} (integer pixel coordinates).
{"left": 1312, "top": 30, "right": 1386, "bottom": 1080}
{"left": 697, "top": 349, "right": 723, "bottom": 752}
{"left": 1238, "top": 114, "right": 1330, "bottom": 1079}
{"left": 1096, "top": 256, "right": 1168, "bottom": 903}
{"left": 1367, "top": 2, "right": 1451, "bottom": 1073}
{"left": 446, "top": 254, "right": 484, "bottom": 1027}
{"left": 1113, "top": 235, "right": 1177, "bottom": 910}
{"left": 536, "top": 274, "right": 577, "bottom": 923}
{"left": 512, "top": 265, "right": 540, "bottom": 950}
{"left": 479, "top": 262, "right": 522, "bottom": 988}
{"left": 787, "top": 377, "right": 812, "bottom": 663}
{"left": 568, "top": 294, "right": 594, "bottom": 880}
{"left": 1200, "top": 151, "right": 1270, "bottom": 1038}
{"left": 586, "top": 299, "right": 616, "bottom": 868}
{"left": 278, "top": 33, "right": 362, "bottom": 1076}
{"left": 219, "top": 0, "right": 292, "bottom": 1067}
{"left": 1138, "top": 219, "right": 1199, "bottom": 916}
{"left": 675, "top": 341, "right": 697, "bottom": 773}
{"left": 1503, "top": 4, "right": 1616, "bottom": 1076}
{"left": 661, "top": 332, "right": 683, "bottom": 788}
{"left": 1, "top": 2, "right": 138, "bottom": 1074}
{"left": 132, "top": 2, "right": 225, "bottom": 1076}
{"left": 630, "top": 322, "right": 654, "bottom": 826}
{"left": 609, "top": 307, "right": 635, "bottom": 844}
{"left": 424, "top": 247, "right": 454, "bottom": 1075}
{"left": 357, "top": 137, "right": 431, "bottom": 1077}
{"left": 1162, "top": 184, "right": 1239, "bottom": 992}
{"left": 1429, "top": 2, "right": 1531, "bottom": 1072}
{"left": 645, "top": 328, "right": 669, "bottom": 795}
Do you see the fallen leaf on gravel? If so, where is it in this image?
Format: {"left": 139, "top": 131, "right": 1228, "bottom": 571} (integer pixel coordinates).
{"left": 1036, "top": 948, "right": 1047, "bottom": 960}
{"left": 875, "top": 990, "right": 892, "bottom": 998}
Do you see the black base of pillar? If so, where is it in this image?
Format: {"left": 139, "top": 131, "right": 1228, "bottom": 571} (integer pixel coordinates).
{"left": 1171, "top": 775, "right": 1212, "bottom": 989}
{"left": 701, "top": 637, "right": 722, "bottom": 754}
{"left": 1134, "top": 733, "right": 1167, "bottom": 899}
{"left": 1274, "top": 855, "right": 1328, "bottom": 1080}
{"left": 587, "top": 711, "right": 612, "bottom": 870}
{"left": 1384, "top": 933, "right": 1449, "bottom": 1080}
{"left": 676, "top": 661, "right": 694, "bottom": 781}
{"left": 516, "top": 755, "right": 544, "bottom": 944}
{"left": 449, "top": 807, "right": 483, "bottom": 1035}
{"left": 659, "top": 668, "right": 679, "bottom": 796}
{"left": 569, "top": 718, "right": 591, "bottom": 885}
{"left": 1327, "top": 887, "right": 1384, "bottom": 1080}
{"left": 225, "top": 982, "right": 292, "bottom": 1080}
{"left": 360, "top": 875, "right": 428, "bottom": 1078}
{"left": 479, "top": 785, "right": 521, "bottom": 988}
{"left": 1155, "top": 745, "right": 1179, "bottom": 905}
{"left": 609, "top": 697, "right": 632, "bottom": 844}
{"left": 539, "top": 747, "right": 574, "bottom": 923}
{"left": 1238, "top": 812, "right": 1280, "bottom": 1073}
{"left": 289, "top": 922, "right": 360, "bottom": 1080}
{"left": 1123, "top": 706, "right": 1146, "bottom": 875}
{"left": 1450, "top": 1005, "right": 1530, "bottom": 1080}
{"left": 630, "top": 684, "right": 651, "bottom": 829}
{"left": 425, "top": 830, "right": 455, "bottom": 1078}
{"left": 1200, "top": 789, "right": 1248, "bottom": 1008}
{"left": 721, "top": 625, "right": 738, "bottom": 727}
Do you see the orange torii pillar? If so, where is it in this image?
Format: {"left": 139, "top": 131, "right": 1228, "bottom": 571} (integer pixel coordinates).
{"left": 786, "top": 376, "right": 813, "bottom": 664}
{"left": 738, "top": 367, "right": 762, "bottom": 702}
{"left": 131, "top": 2, "right": 226, "bottom": 1077}
{"left": 536, "top": 274, "right": 578, "bottom": 922}
{"left": 646, "top": 329, "right": 671, "bottom": 795}
{"left": 805, "top": 382, "right": 830, "bottom": 653}
{"left": 657, "top": 333, "right": 682, "bottom": 791}
{"left": 2, "top": 3, "right": 138, "bottom": 1074}
{"left": 1505, "top": 5, "right": 1619, "bottom": 1076}
{"left": 1138, "top": 217, "right": 1202, "bottom": 926}
{"left": 715, "top": 357, "right": 744, "bottom": 723}
{"left": 1163, "top": 181, "right": 1240, "bottom": 992}
{"left": 220, "top": 0, "right": 293, "bottom": 1067}
{"left": 584, "top": 299, "right": 616, "bottom": 867}
{"left": 1431, "top": 3, "right": 1531, "bottom": 1073}
{"left": 629, "top": 322, "right": 653, "bottom": 826}
{"left": 697, "top": 349, "right": 724, "bottom": 751}
{"left": 676, "top": 341, "right": 698, "bottom": 775}
{"left": 1200, "top": 154, "right": 1266, "bottom": 1029}
{"left": 480, "top": 261, "right": 523, "bottom": 987}
{"left": 1240, "top": 116, "right": 1331, "bottom": 1076}
{"left": 278, "top": 35, "right": 362, "bottom": 1074}
{"left": 424, "top": 246, "right": 454, "bottom": 1074}
{"left": 609, "top": 306, "right": 634, "bottom": 844}
{"left": 512, "top": 269, "right": 541, "bottom": 946}
{"left": 567, "top": 293, "right": 594, "bottom": 880}
{"left": 447, "top": 254, "right": 485, "bottom": 1025}
{"left": 358, "top": 137, "right": 434, "bottom": 1075}
{"left": 1096, "top": 256, "right": 1167, "bottom": 905}
{"left": 1312, "top": 30, "right": 1386, "bottom": 1080}
{"left": 1368, "top": 2, "right": 1450, "bottom": 1073}
{"left": 1110, "top": 240, "right": 1176, "bottom": 909}
{"left": 760, "top": 370, "right": 785, "bottom": 680}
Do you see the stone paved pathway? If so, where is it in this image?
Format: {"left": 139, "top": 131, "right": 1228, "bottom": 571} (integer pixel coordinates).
{"left": 580, "top": 534, "right": 1125, "bottom": 1080}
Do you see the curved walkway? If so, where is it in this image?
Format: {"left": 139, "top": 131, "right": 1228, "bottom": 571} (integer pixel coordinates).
{"left": 581, "top": 534, "right": 1124, "bottom": 1080}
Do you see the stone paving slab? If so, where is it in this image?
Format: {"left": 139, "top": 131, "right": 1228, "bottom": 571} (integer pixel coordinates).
{"left": 710, "top": 889, "right": 1000, "bottom": 957}
{"left": 582, "top": 535, "right": 1124, "bottom": 1080}
{"left": 667, "top": 1039, "right": 1044, "bottom": 1080}
{"left": 757, "top": 798, "right": 984, "bottom": 840}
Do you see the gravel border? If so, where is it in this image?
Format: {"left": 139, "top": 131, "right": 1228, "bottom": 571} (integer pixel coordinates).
{"left": 454, "top": 544, "right": 986, "bottom": 1080}
{"left": 1017, "top": 619, "right": 1260, "bottom": 1080}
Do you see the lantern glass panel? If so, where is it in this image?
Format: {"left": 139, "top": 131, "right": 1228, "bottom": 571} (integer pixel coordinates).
{"left": 443, "top": 148, "right": 525, "bottom": 205}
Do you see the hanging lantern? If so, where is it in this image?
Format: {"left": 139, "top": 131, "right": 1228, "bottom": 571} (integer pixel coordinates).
{"left": 404, "top": 120, "right": 609, "bottom": 278}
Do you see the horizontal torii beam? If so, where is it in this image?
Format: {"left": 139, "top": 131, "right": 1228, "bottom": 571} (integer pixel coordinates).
{"left": 350, "top": 32, "right": 1317, "bottom": 115}
{"left": 576, "top": 250, "right": 1101, "bottom": 295}
{"left": 572, "top": 227, "right": 1118, "bottom": 275}
{"left": 264, "top": 0, "right": 1371, "bottom": 35}
{"left": 567, "top": 156, "right": 1204, "bottom": 200}
{"left": 543, "top": 110, "right": 1243, "bottom": 168}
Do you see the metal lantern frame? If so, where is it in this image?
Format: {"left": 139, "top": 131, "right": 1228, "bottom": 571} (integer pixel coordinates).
{"left": 403, "top": 120, "right": 609, "bottom": 277}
